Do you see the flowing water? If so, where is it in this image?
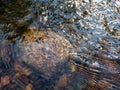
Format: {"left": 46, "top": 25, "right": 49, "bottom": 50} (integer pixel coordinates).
{"left": 0, "top": 0, "right": 120, "bottom": 90}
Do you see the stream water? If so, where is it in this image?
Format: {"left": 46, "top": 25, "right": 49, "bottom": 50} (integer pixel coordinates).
{"left": 0, "top": 0, "right": 120, "bottom": 90}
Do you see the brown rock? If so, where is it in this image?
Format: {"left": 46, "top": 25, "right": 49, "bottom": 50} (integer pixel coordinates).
{"left": 57, "top": 74, "right": 67, "bottom": 87}
{"left": 0, "top": 75, "right": 10, "bottom": 88}
{"left": 19, "top": 29, "right": 73, "bottom": 78}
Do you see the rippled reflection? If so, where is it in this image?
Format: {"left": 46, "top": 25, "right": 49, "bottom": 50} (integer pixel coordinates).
{"left": 0, "top": 0, "right": 120, "bottom": 90}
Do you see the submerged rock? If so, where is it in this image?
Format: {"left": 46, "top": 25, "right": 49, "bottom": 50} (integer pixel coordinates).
{"left": 18, "top": 28, "right": 73, "bottom": 78}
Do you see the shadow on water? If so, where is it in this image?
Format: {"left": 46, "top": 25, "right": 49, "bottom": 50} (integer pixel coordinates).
{"left": 0, "top": 0, "right": 120, "bottom": 90}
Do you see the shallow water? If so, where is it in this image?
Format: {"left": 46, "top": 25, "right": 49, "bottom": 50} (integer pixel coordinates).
{"left": 0, "top": 0, "right": 120, "bottom": 90}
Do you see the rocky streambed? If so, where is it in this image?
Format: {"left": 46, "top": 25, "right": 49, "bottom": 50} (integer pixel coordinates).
{"left": 0, "top": 0, "right": 120, "bottom": 90}
{"left": 0, "top": 27, "right": 120, "bottom": 90}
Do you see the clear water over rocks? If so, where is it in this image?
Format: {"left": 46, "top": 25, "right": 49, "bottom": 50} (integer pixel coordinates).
{"left": 0, "top": 0, "right": 120, "bottom": 90}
